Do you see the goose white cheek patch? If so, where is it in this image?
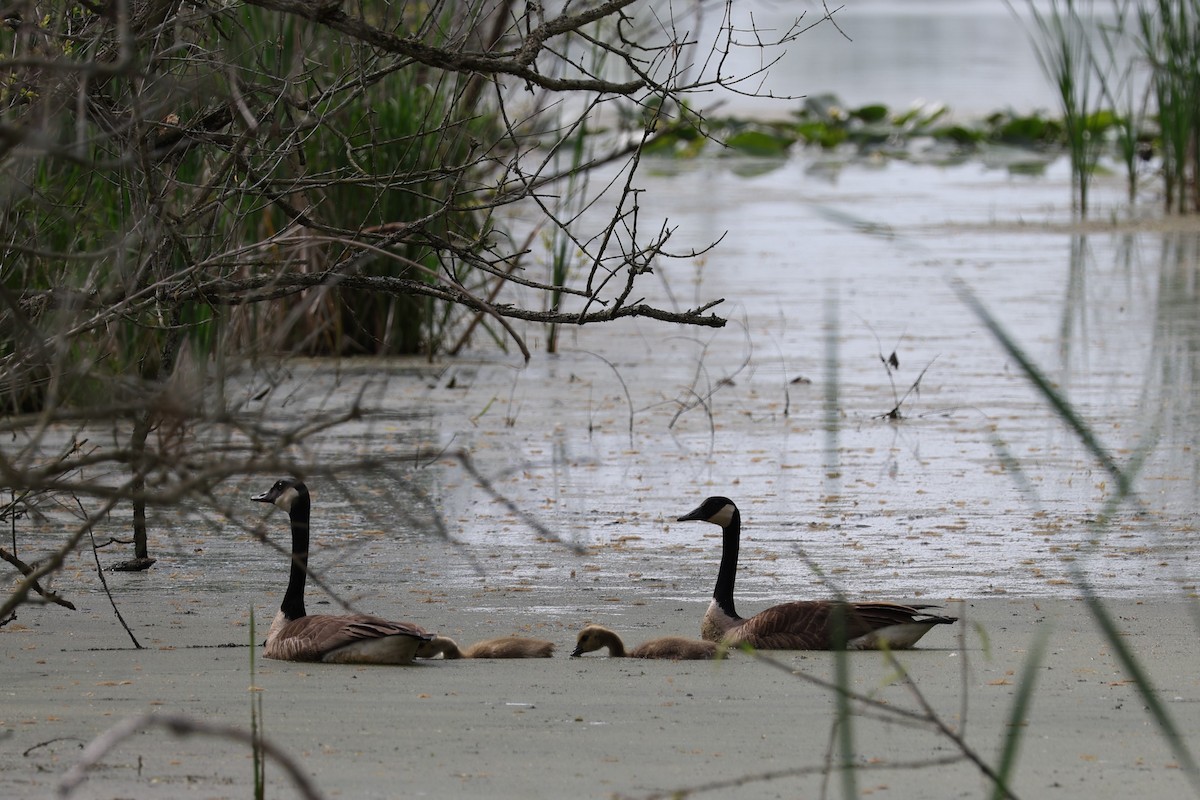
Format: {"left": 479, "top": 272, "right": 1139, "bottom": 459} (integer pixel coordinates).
{"left": 275, "top": 486, "right": 300, "bottom": 512}
{"left": 709, "top": 504, "right": 736, "bottom": 528}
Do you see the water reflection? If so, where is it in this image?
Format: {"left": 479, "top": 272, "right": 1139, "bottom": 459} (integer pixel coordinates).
{"left": 1055, "top": 229, "right": 1200, "bottom": 510}
{"left": 1148, "top": 234, "right": 1200, "bottom": 505}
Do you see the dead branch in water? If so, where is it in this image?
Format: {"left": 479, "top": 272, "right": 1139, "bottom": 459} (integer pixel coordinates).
{"left": 0, "top": 546, "right": 76, "bottom": 612}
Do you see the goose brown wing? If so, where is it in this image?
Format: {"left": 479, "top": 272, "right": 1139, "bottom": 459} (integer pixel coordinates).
{"left": 728, "top": 601, "right": 954, "bottom": 650}
{"left": 727, "top": 601, "right": 842, "bottom": 649}
{"left": 269, "top": 614, "right": 431, "bottom": 661}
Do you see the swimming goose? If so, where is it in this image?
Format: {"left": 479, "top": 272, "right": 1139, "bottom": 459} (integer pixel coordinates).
{"left": 419, "top": 635, "right": 556, "bottom": 659}
{"left": 677, "top": 496, "right": 956, "bottom": 650}
{"left": 570, "top": 624, "right": 722, "bottom": 660}
{"left": 252, "top": 478, "right": 434, "bottom": 664}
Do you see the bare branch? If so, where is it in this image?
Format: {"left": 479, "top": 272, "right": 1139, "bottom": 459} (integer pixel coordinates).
{"left": 0, "top": 546, "right": 76, "bottom": 611}
{"left": 244, "top": 0, "right": 646, "bottom": 93}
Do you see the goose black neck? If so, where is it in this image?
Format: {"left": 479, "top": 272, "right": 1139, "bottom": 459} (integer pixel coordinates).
{"left": 280, "top": 490, "right": 311, "bottom": 621}
{"left": 713, "top": 505, "right": 742, "bottom": 621}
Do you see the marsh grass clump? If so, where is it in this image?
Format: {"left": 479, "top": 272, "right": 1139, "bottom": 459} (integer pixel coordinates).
{"left": 1010, "top": 0, "right": 1108, "bottom": 215}
{"left": 2, "top": 4, "right": 499, "bottom": 420}
{"left": 1011, "top": 0, "right": 1200, "bottom": 213}
{"left": 198, "top": 6, "right": 497, "bottom": 358}
{"left": 1137, "top": 0, "right": 1200, "bottom": 213}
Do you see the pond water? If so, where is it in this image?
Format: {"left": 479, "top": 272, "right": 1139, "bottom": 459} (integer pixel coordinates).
{"left": 138, "top": 149, "right": 1197, "bottom": 620}
{"left": 438, "top": 153, "right": 1200, "bottom": 602}
{"left": 44, "top": 1, "right": 1200, "bottom": 624}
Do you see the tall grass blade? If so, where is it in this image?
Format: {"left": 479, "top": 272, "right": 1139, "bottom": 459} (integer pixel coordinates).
{"left": 989, "top": 626, "right": 1048, "bottom": 800}
{"left": 1008, "top": 0, "right": 1104, "bottom": 215}
{"left": 250, "top": 608, "right": 266, "bottom": 799}
{"left": 950, "top": 278, "right": 1128, "bottom": 494}
{"left": 1092, "top": 0, "right": 1145, "bottom": 203}
{"left": 822, "top": 286, "right": 842, "bottom": 501}
{"left": 819, "top": 290, "right": 856, "bottom": 798}
{"left": 1081, "top": 585, "right": 1200, "bottom": 787}
{"left": 832, "top": 636, "right": 857, "bottom": 800}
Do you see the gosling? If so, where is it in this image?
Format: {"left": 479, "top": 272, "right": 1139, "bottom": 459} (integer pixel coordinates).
{"left": 419, "top": 635, "right": 555, "bottom": 659}
{"left": 571, "top": 625, "right": 722, "bottom": 660}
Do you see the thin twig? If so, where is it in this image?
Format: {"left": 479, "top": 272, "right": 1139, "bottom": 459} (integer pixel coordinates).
{"left": 83, "top": 508, "right": 142, "bottom": 649}
{"left": 58, "top": 713, "right": 324, "bottom": 800}
{"left": 880, "top": 647, "right": 1018, "bottom": 799}
{"left": 629, "top": 754, "right": 964, "bottom": 800}
{"left": 0, "top": 546, "right": 76, "bottom": 611}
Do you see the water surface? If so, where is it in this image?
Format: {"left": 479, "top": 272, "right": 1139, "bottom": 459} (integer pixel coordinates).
{"left": 154, "top": 154, "right": 1200, "bottom": 618}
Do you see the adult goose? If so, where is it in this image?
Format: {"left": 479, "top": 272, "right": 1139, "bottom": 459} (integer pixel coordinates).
{"left": 252, "top": 478, "right": 434, "bottom": 665}
{"left": 677, "top": 496, "right": 956, "bottom": 650}
{"left": 419, "top": 635, "right": 555, "bottom": 659}
{"left": 570, "top": 624, "right": 722, "bottom": 660}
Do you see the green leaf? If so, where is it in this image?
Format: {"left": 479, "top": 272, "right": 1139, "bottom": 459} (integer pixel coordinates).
{"left": 851, "top": 103, "right": 889, "bottom": 123}
{"left": 725, "top": 130, "right": 792, "bottom": 157}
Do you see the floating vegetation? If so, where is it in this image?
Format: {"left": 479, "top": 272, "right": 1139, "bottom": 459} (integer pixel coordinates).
{"left": 647, "top": 93, "right": 1150, "bottom": 169}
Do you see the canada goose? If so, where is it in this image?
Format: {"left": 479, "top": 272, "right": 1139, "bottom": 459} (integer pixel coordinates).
{"left": 677, "top": 496, "right": 956, "bottom": 650}
{"left": 252, "top": 478, "right": 434, "bottom": 664}
{"left": 419, "top": 635, "right": 556, "bottom": 659}
{"left": 570, "top": 624, "right": 722, "bottom": 660}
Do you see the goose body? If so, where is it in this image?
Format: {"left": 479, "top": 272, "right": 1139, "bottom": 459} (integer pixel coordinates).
{"left": 253, "top": 478, "right": 434, "bottom": 665}
{"left": 419, "top": 635, "right": 555, "bottom": 659}
{"left": 571, "top": 624, "right": 722, "bottom": 660}
{"left": 677, "top": 497, "right": 956, "bottom": 650}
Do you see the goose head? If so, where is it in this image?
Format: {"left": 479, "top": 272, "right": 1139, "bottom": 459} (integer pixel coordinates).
{"left": 252, "top": 478, "right": 308, "bottom": 513}
{"left": 571, "top": 625, "right": 622, "bottom": 657}
{"left": 677, "top": 496, "right": 737, "bottom": 528}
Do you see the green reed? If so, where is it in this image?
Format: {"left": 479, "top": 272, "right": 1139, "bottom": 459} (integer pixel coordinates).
{"left": 546, "top": 123, "right": 589, "bottom": 355}
{"left": 821, "top": 291, "right": 859, "bottom": 799}
{"left": 542, "top": 16, "right": 610, "bottom": 354}
{"left": 1137, "top": 0, "right": 1200, "bottom": 213}
{"left": 1093, "top": 0, "right": 1147, "bottom": 205}
{"left": 1011, "top": 0, "right": 1106, "bottom": 216}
